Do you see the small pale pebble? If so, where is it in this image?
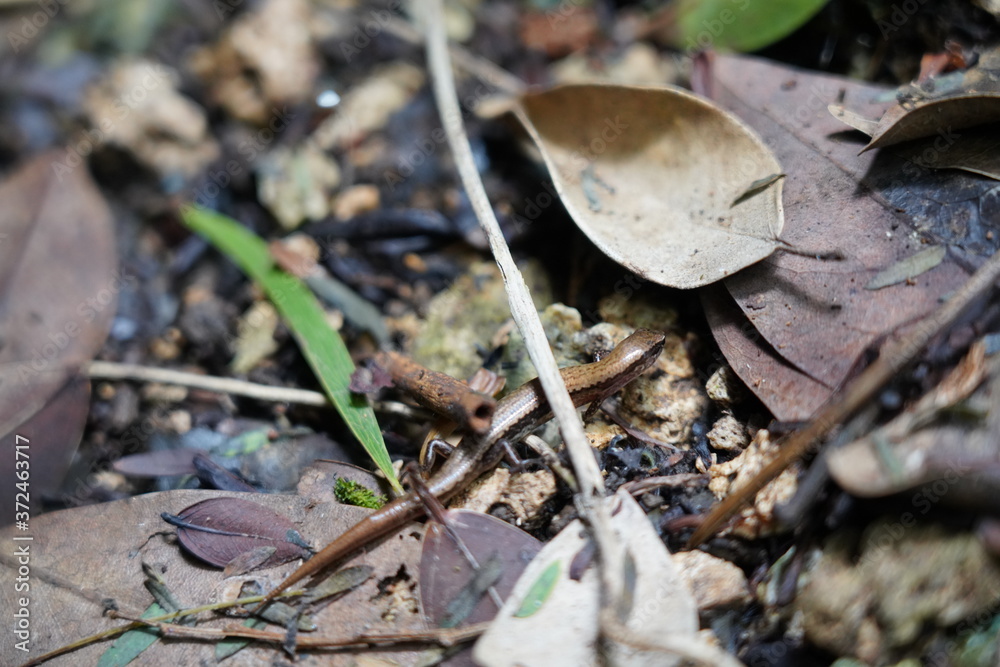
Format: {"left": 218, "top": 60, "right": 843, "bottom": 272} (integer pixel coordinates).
{"left": 705, "top": 364, "right": 747, "bottom": 405}
{"left": 674, "top": 550, "right": 752, "bottom": 614}
{"left": 333, "top": 184, "right": 380, "bottom": 219}
{"left": 707, "top": 413, "right": 750, "bottom": 451}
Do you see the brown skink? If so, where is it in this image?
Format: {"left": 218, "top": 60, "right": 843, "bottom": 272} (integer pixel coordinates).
{"left": 256, "top": 328, "right": 666, "bottom": 609}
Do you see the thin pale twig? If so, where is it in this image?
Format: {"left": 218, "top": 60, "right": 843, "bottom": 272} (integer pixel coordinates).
{"left": 87, "top": 361, "right": 328, "bottom": 406}
{"left": 423, "top": 0, "right": 609, "bottom": 509}
{"left": 423, "top": 0, "right": 627, "bottom": 642}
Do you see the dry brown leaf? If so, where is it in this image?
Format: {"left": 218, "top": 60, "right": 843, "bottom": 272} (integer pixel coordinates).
{"left": 826, "top": 49, "right": 1000, "bottom": 180}
{"left": 701, "top": 284, "right": 830, "bottom": 419}
{"left": 513, "top": 83, "right": 784, "bottom": 289}
{"left": 3, "top": 376, "right": 91, "bottom": 504}
{"left": 854, "top": 47, "right": 1000, "bottom": 151}
{"left": 861, "top": 92, "right": 1000, "bottom": 151}
{"left": 831, "top": 100, "right": 1000, "bottom": 180}
{"left": 0, "top": 490, "right": 426, "bottom": 665}
{"left": 0, "top": 152, "right": 118, "bottom": 524}
{"left": 0, "top": 152, "right": 117, "bottom": 436}
{"left": 708, "top": 54, "right": 988, "bottom": 420}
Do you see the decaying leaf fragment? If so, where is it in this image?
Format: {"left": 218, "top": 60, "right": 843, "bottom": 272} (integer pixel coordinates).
{"left": 855, "top": 46, "right": 1000, "bottom": 152}
{"left": 420, "top": 509, "right": 542, "bottom": 633}
{"left": 162, "top": 497, "right": 312, "bottom": 570}
{"left": 865, "top": 245, "right": 947, "bottom": 290}
{"left": 828, "top": 48, "right": 1000, "bottom": 180}
{"left": 512, "top": 83, "right": 785, "bottom": 289}
{"left": 827, "top": 340, "right": 1000, "bottom": 502}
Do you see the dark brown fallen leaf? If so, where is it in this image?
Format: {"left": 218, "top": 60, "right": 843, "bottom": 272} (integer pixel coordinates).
{"left": 0, "top": 151, "right": 118, "bottom": 437}
{"left": 162, "top": 497, "right": 312, "bottom": 569}
{"left": 0, "top": 375, "right": 91, "bottom": 525}
{"left": 701, "top": 285, "right": 830, "bottom": 419}
{"left": 0, "top": 151, "right": 118, "bottom": 525}
{"left": 420, "top": 509, "right": 542, "bottom": 634}
{"left": 708, "top": 54, "right": 992, "bottom": 420}
{"left": 301, "top": 565, "right": 373, "bottom": 605}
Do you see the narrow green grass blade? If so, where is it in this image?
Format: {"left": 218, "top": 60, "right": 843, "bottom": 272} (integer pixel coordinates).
{"left": 180, "top": 205, "right": 401, "bottom": 493}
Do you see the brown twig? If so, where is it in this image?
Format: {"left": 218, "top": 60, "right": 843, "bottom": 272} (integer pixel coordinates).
{"left": 21, "top": 590, "right": 304, "bottom": 666}
{"left": 111, "top": 612, "right": 487, "bottom": 650}
{"left": 373, "top": 350, "right": 496, "bottom": 435}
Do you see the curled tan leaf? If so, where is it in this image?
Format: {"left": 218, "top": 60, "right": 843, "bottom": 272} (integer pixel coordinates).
{"left": 512, "top": 83, "right": 784, "bottom": 289}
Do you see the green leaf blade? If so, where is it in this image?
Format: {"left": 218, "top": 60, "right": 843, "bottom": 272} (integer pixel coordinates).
{"left": 677, "top": 0, "right": 829, "bottom": 53}
{"left": 97, "top": 603, "right": 163, "bottom": 667}
{"left": 180, "top": 205, "right": 401, "bottom": 493}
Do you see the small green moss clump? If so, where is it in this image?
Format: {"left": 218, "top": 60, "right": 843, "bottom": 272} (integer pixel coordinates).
{"left": 333, "top": 478, "right": 386, "bottom": 509}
